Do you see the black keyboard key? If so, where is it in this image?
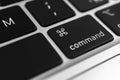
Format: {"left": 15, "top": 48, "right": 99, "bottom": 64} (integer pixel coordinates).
{"left": 26, "top": 0, "right": 75, "bottom": 27}
{"left": 96, "top": 3, "right": 120, "bottom": 36}
{"left": 0, "top": 33, "right": 62, "bottom": 80}
{"left": 0, "top": 6, "right": 36, "bottom": 43}
{"left": 0, "top": 0, "right": 23, "bottom": 6}
{"left": 48, "top": 15, "right": 113, "bottom": 59}
{"left": 69, "top": 0, "right": 108, "bottom": 12}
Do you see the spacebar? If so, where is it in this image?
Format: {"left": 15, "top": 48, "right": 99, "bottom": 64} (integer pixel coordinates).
{"left": 46, "top": 43, "right": 120, "bottom": 80}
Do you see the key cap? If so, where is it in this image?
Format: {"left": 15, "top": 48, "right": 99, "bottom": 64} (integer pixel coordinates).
{"left": 0, "top": 33, "right": 62, "bottom": 80}
{"left": 26, "top": 0, "right": 75, "bottom": 27}
{"left": 0, "top": 0, "right": 23, "bottom": 6}
{"left": 69, "top": 0, "right": 108, "bottom": 12}
{"left": 0, "top": 6, "right": 36, "bottom": 43}
{"left": 96, "top": 3, "right": 120, "bottom": 36}
{"left": 48, "top": 15, "right": 113, "bottom": 59}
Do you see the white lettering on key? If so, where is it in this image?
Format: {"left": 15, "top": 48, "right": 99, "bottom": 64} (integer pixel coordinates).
{"left": 102, "top": 9, "right": 115, "bottom": 16}
{"left": 45, "top": 1, "right": 57, "bottom": 16}
{"left": 117, "top": 24, "right": 120, "bottom": 28}
{"left": 56, "top": 28, "right": 68, "bottom": 37}
{"left": 54, "top": 12, "right": 57, "bottom": 16}
{"left": 45, "top": 2, "right": 51, "bottom": 9}
{"left": 69, "top": 31, "right": 105, "bottom": 51}
{"left": 2, "top": 17, "right": 15, "bottom": 27}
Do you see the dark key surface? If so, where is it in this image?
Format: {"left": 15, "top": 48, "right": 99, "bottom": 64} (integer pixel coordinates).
{"left": 26, "top": 0, "right": 75, "bottom": 27}
{"left": 69, "top": 0, "right": 108, "bottom": 12}
{"left": 0, "top": 6, "right": 36, "bottom": 43}
{"left": 48, "top": 15, "right": 113, "bottom": 59}
{"left": 96, "top": 3, "right": 120, "bottom": 36}
{"left": 0, "top": 33, "right": 62, "bottom": 80}
{"left": 0, "top": 0, "right": 23, "bottom": 6}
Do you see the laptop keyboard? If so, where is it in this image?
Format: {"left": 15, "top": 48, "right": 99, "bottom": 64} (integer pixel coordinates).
{"left": 0, "top": 0, "right": 119, "bottom": 80}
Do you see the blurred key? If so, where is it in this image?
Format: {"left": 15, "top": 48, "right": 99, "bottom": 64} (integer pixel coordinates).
{"left": 69, "top": 0, "right": 108, "bottom": 12}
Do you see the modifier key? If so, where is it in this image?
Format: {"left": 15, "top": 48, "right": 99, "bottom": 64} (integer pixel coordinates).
{"left": 48, "top": 15, "right": 113, "bottom": 59}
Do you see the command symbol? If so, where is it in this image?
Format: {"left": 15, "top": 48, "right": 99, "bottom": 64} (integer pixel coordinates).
{"left": 56, "top": 28, "right": 68, "bottom": 37}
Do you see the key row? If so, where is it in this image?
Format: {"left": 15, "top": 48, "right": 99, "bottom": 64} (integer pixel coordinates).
{"left": 0, "top": 5, "right": 117, "bottom": 53}
{"left": 1, "top": 2, "right": 120, "bottom": 46}
{"left": 0, "top": 5, "right": 113, "bottom": 58}
{"left": 0, "top": 0, "right": 109, "bottom": 27}
{"left": 26, "top": 0, "right": 108, "bottom": 27}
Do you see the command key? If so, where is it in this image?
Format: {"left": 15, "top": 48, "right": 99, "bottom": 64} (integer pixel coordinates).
{"left": 48, "top": 15, "right": 113, "bottom": 59}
